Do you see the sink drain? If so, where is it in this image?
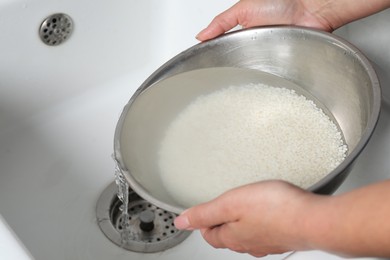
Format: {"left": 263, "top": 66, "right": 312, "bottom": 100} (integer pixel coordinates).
{"left": 39, "top": 13, "right": 73, "bottom": 46}
{"left": 96, "top": 182, "right": 192, "bottom": 253}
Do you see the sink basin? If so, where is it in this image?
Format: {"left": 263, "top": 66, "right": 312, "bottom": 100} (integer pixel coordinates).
{"left": 0, "top": 215, "right": 33, "bottom": 259}
{"left": 0, "top": 0, "right": 389, "bottom": 259}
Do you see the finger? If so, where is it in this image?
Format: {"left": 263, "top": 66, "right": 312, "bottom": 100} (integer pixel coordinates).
{"left": 174, "top": 193, "right": 239, "bottom": 230}
{"left": 196, "top": 3, "right": 241, "bottom": 41}
{"left": 202, "top": 224, "right": 249, "bottom": 254}
{"left": 203, "top": 226, "right": 270, "bottom": 257}
{"left": 201, "top": 226, "right": 228, "bottom": 249}
{"left": 249, "top": 252, "right": 268, "bottom": 258}
{"left": 201, "top": 225, "right": 232, "bottom": 250}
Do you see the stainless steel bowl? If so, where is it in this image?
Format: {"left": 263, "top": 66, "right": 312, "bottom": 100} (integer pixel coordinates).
{"left": 114, "top": 26, "right": 381, "bottom": 214}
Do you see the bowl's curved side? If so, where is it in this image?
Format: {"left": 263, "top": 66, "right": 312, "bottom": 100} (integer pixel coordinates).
{"left": 114, "top": 26, "right": 382, "bottom": 214}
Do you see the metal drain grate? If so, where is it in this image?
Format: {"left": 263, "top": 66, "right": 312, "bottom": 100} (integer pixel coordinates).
{"left": 39, "top": 13, "right": 73, "bottom": 46}
{"left": 114, "top": 200, "right": 179, "bottom": 243}
{"left": 96, "top": 182, "right": 191, "bottom": 253}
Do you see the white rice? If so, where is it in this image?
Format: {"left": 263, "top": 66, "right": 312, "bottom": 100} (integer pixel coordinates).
{"left": 158, "top": 83, "right": 347, "bottom": 206}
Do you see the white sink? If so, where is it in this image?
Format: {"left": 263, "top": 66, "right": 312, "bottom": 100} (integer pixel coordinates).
{"left": 0, "top": 215, "right": 33, "bottom": 259}
{"left": 0, "top": 0, "right": 389, "bottom": 259}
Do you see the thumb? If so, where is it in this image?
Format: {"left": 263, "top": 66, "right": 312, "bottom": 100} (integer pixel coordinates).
{"left": 196, "top": 3, "right": 241, "bottom": 41}
{"left": 174, "top": 194, "right": 238, "bottom": 230}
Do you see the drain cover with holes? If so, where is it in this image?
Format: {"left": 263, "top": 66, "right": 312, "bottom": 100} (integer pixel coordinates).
{"left": 96, "top": 182, "right": 192, "bottom": 253}
{"left": 39, "top": 13, "right": 73, "bottom": 46}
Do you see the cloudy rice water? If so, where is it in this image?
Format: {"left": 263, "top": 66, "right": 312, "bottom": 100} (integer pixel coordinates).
{"left": 158, "top": 83, "right": 347, "bottom": 207}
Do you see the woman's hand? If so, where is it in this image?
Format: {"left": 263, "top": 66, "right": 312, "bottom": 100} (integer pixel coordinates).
{"left": 174, "top": 180, "right": 318, "bottom": 257}
{"left": 196, "top": 0, "right": 390, "bottom": 41}
{"left": 175, "top": 179, "right": 390, "bottom": 257}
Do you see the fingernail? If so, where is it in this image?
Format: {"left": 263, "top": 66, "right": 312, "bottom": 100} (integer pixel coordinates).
{"left": 195, "top": 29, "right": 207, "bottom": 41}
{"left": 174, "top": 215, "right": 191, "bottom": 230}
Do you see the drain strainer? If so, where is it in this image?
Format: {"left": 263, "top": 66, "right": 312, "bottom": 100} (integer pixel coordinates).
{"left": 96, "top": 182, "right": 192, "bottom": 253}
{"left": 39, "top": 13, "right": 73, "bottom": 46}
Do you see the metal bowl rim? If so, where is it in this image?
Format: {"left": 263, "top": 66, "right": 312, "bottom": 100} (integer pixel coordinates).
{"left": 113, "top": 26, "right": 382, "bottom": 213}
